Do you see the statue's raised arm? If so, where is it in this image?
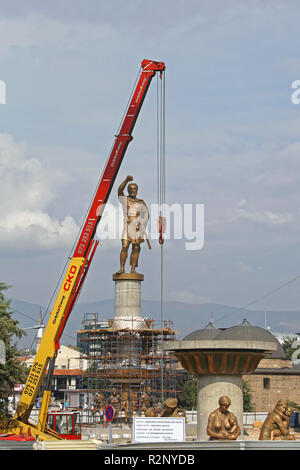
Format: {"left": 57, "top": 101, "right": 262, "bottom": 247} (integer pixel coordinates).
{"left": 118, "top": 175, "right": 133, "bottom": 198}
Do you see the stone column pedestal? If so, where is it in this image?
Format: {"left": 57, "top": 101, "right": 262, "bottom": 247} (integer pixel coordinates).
{"left": 197, "top": 375, "right": 243, "bottom": 441}
{"left": 112, "top": 272, "right": 145, "bottom": 330}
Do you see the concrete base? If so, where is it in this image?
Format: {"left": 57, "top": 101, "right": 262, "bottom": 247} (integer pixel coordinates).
{"left": 112, "top": 274, "right": 145, "bottom": 330}
{"left": 101, "top": 440, "right": 300, "bottom": 450}
{"left": 197, "top": 375, "right": 243, "bottom": 441}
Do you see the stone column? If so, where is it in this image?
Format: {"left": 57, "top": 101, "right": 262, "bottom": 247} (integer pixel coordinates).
{"left": 112, "top": 273, "right": 145, "bottom": 330}
{"left": 197, "top": 375, "right": 243, "bottom": 441}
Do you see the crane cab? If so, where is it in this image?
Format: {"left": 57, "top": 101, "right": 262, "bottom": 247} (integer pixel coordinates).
{"left": 47, "top": 411, "right": 81, "bottom": 440}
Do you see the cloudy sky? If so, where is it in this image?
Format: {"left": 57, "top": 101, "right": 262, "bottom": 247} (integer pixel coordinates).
{"left": 1, "top": 0, "right": 300, "bottom": 321}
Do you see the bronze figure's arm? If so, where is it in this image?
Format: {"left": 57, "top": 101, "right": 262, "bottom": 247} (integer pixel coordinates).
{"left": 118, "top": 175, "right": 133, "bottom": 198}
{"left": 273, "top": 414, "right": 289, "bottom": 436}
{"left": 206, "top": 411, "right": 226, "bottom": 439}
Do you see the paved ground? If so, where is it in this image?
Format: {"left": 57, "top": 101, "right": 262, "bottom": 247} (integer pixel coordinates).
{"left": 243, "top": 426, "right": 300, "bottom": 440}
{"left": 82, "top": 422, "right": 300, "bottom": 443}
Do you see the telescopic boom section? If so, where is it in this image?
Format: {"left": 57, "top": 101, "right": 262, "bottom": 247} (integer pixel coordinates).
{"left": 74, "top": 59, "right": 165, "bottom": 258}
{"left": 14, "top": 59, "right": 165, "bottom": 428}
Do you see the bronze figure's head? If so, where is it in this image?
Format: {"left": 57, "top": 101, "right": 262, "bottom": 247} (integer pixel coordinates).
{"left": 127, "top": 183, "right": 138, "bottom": 198}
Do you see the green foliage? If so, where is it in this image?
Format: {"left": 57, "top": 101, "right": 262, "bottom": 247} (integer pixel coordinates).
{"left": 281, "top": 337, "right": 298, "bottom": 360}
{"left": 180, "top": 378, "right": 197, "bottom": 410}
{"left": 81, "top": 362, "right": 111, "bottom": 398}
{"left": 243, "top": 380, "right": 254, "bottom": 412}
{"left": 0, "top": 283, "right": 28, "bottom": 413}
{"left": 287, "top": 400, "right": 300, "bottom": 411}
{"left": 180, "top": 377, "right": 255, "bottom": 412}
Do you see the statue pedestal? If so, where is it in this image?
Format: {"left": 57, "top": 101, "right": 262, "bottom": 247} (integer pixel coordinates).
{"left": 112, "top": 273, "right": 145, "bottom": 330}
{"left": 197, "top": 375, "right": 243, "bottom": 441}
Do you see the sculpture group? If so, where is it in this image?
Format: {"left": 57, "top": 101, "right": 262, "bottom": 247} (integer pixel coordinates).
{"left": 140, "top": 386, "right": 185, "bottom": 418}
{"left": 259, "top": 399, "right": 296, "bottom": 441}
{"left": 96, "top": 390, "right": 297, "bottom": 443}
{"left": 206, "top": 396, "right": 296, "bottom": 441}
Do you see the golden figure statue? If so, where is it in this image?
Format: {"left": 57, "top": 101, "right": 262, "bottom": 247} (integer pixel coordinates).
{"left": 95, "top": 392, "right": 104, "bottom": 411}
{"left": 116, "top": 175, "right": 150, "bottom": 274}
{"left": 160, "top": 398, "right": 181, "bottom": 417}
{"left": 206, "top": 396, "right": 241, "bottom": 440}
{"left": 144, "top": 397, "right": 184, "bottom": 418}
{"left": 141, "top": 386, "right": 153, "bottom": 416}
{"left": 144, "top": 407, "right": 156, "bottom": 417}
{"left": 121, "top": 398, "right": 129, "bottom": 423}
{"left": 109, "top": 388, "right": 121, "bottom": 418}
{"left": 259, "top": 400, "right": 296, "bottom": 440}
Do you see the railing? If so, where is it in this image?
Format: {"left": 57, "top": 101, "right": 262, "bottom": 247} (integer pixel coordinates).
{"left": 243, "top": 412, "right": 268, "bottom": 426}
{"left": 28, "top": 409, "right": 269, "bottom": 427}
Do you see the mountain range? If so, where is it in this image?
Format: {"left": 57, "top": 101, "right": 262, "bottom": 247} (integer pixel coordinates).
{"left": 10, "top": 297, "right": 300, "bottom": 351}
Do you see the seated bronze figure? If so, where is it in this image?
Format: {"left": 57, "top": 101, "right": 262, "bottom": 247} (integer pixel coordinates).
{"left": 259, "top": 399, "right": 296, "bottom": 441}
{"left": 206, "top": 396, "right": 241, "bottom": 440}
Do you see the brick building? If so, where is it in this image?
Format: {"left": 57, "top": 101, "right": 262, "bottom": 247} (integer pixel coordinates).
{"left": 243, "top": 340, "right": 300, "bottom": 411}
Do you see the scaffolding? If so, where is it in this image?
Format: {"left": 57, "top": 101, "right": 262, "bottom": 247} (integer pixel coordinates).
{"left": 76, "top": 313, "right": 179, "bottom": 423}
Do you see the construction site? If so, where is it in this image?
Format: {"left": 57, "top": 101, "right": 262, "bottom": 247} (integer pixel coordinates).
{"left": 76, "top": 312, "right": 179, "bottom": 423}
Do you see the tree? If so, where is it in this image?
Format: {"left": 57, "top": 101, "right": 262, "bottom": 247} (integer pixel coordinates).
{"left": 243, "top": 380, "right": 254, "bottom": 412}
{"left": 180, "top": 378, "right": 197, "bottom": 410}
{"left": 81, "top": 363, "right": 111, "bottom": 397}
{"left": 286, "top": 399, "right": 300, "bottom": 410}
{"left": 0, "top": 283, "right": 28, "bottom": 414}
{"left": 281, "top": 337, "right": 298, "bottom": 360}
{"left": 180, "top": 377, "right": 255, "bottom": 412}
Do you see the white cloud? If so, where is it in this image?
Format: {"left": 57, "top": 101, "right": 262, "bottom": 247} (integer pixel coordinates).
{"left": 0, "top": 133, "right": 79, "bottom": 252}
{"left": 236, "top": 206, "right": 294, "bottom": 227}
{"left": 237, "top": 199, "right": 247, "bottom": 208}
{"left": 236, "top": 262, "right": 254, "bottom": 273}
{"left": 0, "top": 14, "right": 113, "bottom": 57}
{"left": 0, "top": 211, "right": 78, "bottom": 251}
{"left": 253, "top": 142, "right": 300, "bottom": 189}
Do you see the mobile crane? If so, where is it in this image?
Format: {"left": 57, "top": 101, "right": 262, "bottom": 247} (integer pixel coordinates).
{"left": 1, "top": 59, "right": 165, "bottom": 440}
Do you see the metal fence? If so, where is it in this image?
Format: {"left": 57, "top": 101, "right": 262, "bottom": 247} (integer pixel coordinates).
{"left": 243, "top": 412, "right": 268, "bottom": 426}
{"left": 23, "top": 409, "right": 272, "bottom": 428}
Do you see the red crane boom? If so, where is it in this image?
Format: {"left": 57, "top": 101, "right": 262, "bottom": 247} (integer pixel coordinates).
{"left": 11, "top": 59, "right": 165, "bottom": 439}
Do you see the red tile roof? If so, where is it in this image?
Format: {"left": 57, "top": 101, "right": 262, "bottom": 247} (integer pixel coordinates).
{"left": 46, "top": 369, "right": 86, "bottom": 376}
{"left": 18, "top": 356, "right": 31, "bottom": 362}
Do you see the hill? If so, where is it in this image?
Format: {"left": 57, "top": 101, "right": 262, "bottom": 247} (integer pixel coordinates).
{"left": 10, "top": 297, "right": 300, "bottom": 350}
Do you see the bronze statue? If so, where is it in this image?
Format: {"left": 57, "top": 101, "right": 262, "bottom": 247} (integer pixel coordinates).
{"left": 259, "top": 399, "right": 296, "bottom": 440}
{"left": 141, "top": 386, "right": 153, "bottom": 416}
{"left": 144, "top": 398, "right": 184, "bottom": 418}
{"left": 144, "top": 407, "right": 156, "bottom": 417}
{"left": 160, "top": 398, "right": 181, "bottom": 417}
{"left": 109, "top": 388, "right": 121, "bottom": 418}
{"left": 116, "top": 175, "right": 150, "bottom": 274}
{"left": 121, "top": 398, "right": 129, "bottom": 423}
{"left": 95, "top": 392, "right": 104, "bottom": 411}
{"left": 270, "top": 405, "right": 295, "bottom": 440}
{"left": 206, "top": 396, "right": 241, "bottom": 440}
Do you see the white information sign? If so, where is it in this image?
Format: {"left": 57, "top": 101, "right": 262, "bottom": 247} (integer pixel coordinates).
{"left": 133, "top": 417, "right": 185, "bottom": 443}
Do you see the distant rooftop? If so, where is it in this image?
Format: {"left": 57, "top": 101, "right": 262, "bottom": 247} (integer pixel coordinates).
{"left": 183, "top": 321, "right": 221, "bottom": 341}
{"left": 183, "top": 318, "right": 286, "bottom": 359}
